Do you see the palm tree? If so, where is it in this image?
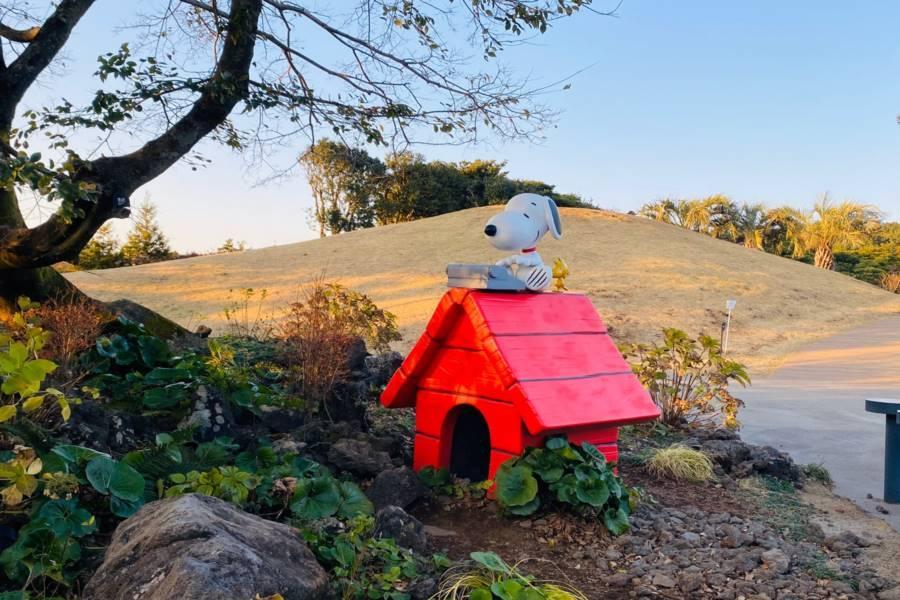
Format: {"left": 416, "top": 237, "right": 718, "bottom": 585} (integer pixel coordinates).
{"left": 639, "top": 199, "right": 678, "bottom": 224}
{"left": 732, "top": 203, "right": 768, "bottom": 250}
{"left": 682, "top": 195, "right": 736, "bottom": 239}
{"left": 763, "top": 206, "right": 805, "bottom": 256}
{"left": 792, "top": 198, "right": 881, "bottom": 270}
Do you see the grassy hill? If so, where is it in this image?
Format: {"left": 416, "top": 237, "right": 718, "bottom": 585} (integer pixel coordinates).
{"left": 67, "top": 207, "right": 900, "bottom": 373}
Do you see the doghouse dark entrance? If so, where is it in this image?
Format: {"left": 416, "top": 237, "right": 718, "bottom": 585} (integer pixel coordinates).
{"left": 449, "top": 406, "right": 490, "bottom": 482}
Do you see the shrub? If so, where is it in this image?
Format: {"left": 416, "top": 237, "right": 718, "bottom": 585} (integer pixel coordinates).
{"left": 433, "top": 551, "right": 589, "bottom": 600}
{"left": 277, "top": 280, "right": 400, "bottom": 411}
{"left": 881, "top": 271, "right": 900, "bottom": 293}
{"left": 646, "top": 445, "right": 714, "bottom": 483}
{"left": 621, "top": 328, "right": 750, "bottom": 429}
{"left": 494, "top": 438, "right": 635, "bottom": 535}
{"left": 31, "top": 294, "right": 108, "bottom": 379}
{"left": 801, "top": 463, "right": 833, "bottom": 487}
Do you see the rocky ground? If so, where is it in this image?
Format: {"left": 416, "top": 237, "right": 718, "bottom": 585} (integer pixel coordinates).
{"left": 48, "top": 345, "right": 900, "bottom": 600}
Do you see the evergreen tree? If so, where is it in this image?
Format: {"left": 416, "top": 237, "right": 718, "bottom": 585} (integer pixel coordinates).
{"left": 122, "top": 202, "right": 173, "bottom": 265}
{"left": 77, "top": 224, "right": 123, "bottom": 270}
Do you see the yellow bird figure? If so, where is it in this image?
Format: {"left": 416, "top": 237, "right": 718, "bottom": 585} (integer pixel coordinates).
{"left": 551, "top": 257, "right": 569, "bottom": 292}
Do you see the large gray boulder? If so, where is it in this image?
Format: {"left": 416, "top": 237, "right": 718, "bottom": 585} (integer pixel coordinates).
{"left": 83, "top": 494, "right": 328, "bottom": 600}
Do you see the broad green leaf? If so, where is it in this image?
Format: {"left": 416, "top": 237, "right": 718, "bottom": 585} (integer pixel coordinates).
{"left": 491, "top": 580, "right": 523, "bottom": 600}
{"left": 494, "top": 465, "right": 538, "bottom": 507}
{"left": 85, "top": 456, "right": 116, "bottom": 494}
{"left": 21, "top": 359, "right": 57, "bottom": 381}
{"left": 336, "top": 481, "right": 374, "bottom": 518}
{"left": 470, "top": 551, "right": 510, "bottom": 574}
{"left": 290, "top": 476, "right": 340, "bottom": 520}
{"left": 109, "top": 462, "right": 146, "bottom": 502}
{"left": 51, "top": 445, "right": 109, "bottom": 468}
{"left": 575, "top": 477, "right": 610, "bottom": 507}
{"left": 137, "top": 336, "right": 171, "bottom": 367}
{"left": 470, "top": 589, "right": 492, "bottom": 600}
{"left": 143, "top": 367, "right": 192, "bottom": 385}
{"left": 506, "top": 496, "right": 540, "bottom": 516}
{"left": 7, "top": 342, "right": 27, "bottom": 367}
{"left": 110, "top": 495, "right": 144, "bottom": 518}
{"left": 142, "top": 386, "right": 183, "bottom": 409}
{"left": 545, "top": 437, "right": 568, "bottom": 450}
{"left": 603, "top": 506, "right": 631, "bottom": 536}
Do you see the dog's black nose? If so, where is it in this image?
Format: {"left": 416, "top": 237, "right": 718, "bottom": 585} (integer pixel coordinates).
{"left": 484, "top": 224, "right": 497, "bottom": 237}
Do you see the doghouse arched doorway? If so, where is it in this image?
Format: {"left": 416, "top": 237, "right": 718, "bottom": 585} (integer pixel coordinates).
{"left": 446, "top": 405, "right": 491, "bottom": 482}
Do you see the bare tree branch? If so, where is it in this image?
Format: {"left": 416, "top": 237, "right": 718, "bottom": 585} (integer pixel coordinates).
{"left": 0, "top": 23, "right": 41, "bottom": 43}
{"left": 0, "top": 0, "right": 263, "bottom": 269}
{"left": 0, "top": 0, "right": 96, "bottom": 125}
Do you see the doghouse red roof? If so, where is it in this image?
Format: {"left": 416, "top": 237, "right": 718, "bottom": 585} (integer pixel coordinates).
{"left": 381, "top": 289, "right": 659, "bottom": 434}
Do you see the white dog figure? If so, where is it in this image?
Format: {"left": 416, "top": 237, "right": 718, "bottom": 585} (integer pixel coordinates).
{"left": 484, "top": 193, "right": 562, "bottom": 291}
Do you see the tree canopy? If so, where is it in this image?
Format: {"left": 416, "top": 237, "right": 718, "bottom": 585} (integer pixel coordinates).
{"left": 0, "top": 0, "right": 606, "bottom": 307}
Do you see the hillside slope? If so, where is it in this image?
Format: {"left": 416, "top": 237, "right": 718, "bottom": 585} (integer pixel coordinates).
{"left": 67, "top": 207, "right": 900, "bottom": 373}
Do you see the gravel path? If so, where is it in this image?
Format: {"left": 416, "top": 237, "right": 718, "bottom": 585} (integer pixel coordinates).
{"left": 740, "top": 315, "right": 900, "bottom": 531}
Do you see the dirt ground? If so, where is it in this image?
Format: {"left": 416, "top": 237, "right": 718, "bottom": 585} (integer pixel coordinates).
{"left": 66, "top": 207, "right": 900, "bottom": 374}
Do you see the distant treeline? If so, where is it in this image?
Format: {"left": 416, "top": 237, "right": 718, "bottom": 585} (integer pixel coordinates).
{"left": 639, "top": 196, "right": 900, "bottom": 293}
{"left": 299, "top": 139, "right": 592, "bottom": 237}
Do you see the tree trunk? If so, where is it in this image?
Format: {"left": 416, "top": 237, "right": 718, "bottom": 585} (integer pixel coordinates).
{"left": 814, "top": 245, "right": 835, "bottom": 270}
{"left": 0, "top": 266, "right": 85, "bottom": 318}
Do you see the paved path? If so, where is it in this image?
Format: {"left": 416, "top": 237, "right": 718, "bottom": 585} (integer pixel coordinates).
{"left": 739, "top": 315, "right": 900, "bottom": 531}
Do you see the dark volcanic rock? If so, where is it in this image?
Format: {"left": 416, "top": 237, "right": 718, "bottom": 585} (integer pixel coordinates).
{"left": 328, "top": 437, "right": 393, "bottom": 477}
{"left": 83, "top": 494, "right": 327, "bottom": 600}
{"left": 366, "top": 466, "right": 427, "bottom": 510}
{"left": 373, "top": 506, "right": 428, "bottom": 554}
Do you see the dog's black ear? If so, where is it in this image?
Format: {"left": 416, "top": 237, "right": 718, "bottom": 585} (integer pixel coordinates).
{"left": 545, "top": 197, "right": 562, "bottom": 239}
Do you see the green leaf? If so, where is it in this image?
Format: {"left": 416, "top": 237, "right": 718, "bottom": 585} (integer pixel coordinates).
{"left": 470, "top": 551, "right": 510, "bottom": 574}
{"left": 142, "top": 386, "right": 184, "bottom": 409}
{"left": 143, "top": 367, "right": 191, "bottom": 385}
{"left": 575, "top": 477, "right": 610, "bottom": 507}
{"left": 290, "top": 476, "right": 341, "bottom": 520}
{"left": 603, "top": 506, "right": 631, "bottom": 536}
{"left": 137, "top": 336, "right": 171, "bottom": 367}
{"left": 545, "top": 437, "right": 568, "bottom": 450}
{"left": 491, "top": 580, "right": 523, "bottom": 600}
{"left": 470, "top": 589, "right": 492, "bottom": 600}
{"left": 52, "top": 445, "right": 109, "bottom": 468}
{"left": 336, "top": 481, "right": 374, "bottom": 518}
{"left": 494, "top": 465, "right": 538, "bottom": 508}
{"left": 506, "top": 496, "right": 540, "bottom": 516}
{"left": 110, "top": 495, "right": 144, "bottom": 518}
{"left": 21, "top": 359, "right": 57, "bottom": 381}
{"left": 85, "top": 456, "right": 116, "bottom": 494}
{"left": 109, "top": 462, "right": 146, "bottom": 502}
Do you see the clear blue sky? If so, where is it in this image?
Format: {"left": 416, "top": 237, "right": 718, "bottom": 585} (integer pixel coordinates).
{"left": 19, "top": 1, "right": 900, "bottom": 251}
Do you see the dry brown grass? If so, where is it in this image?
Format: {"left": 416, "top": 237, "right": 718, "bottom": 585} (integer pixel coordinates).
{"left": 66, "top": 207, "right": 900, "bottom": 374}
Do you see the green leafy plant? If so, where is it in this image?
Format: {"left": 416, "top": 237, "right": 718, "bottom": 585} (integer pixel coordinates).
{"left": 621, "top": 328, "right": 750, "bottom": 429}
{"left": 432, "top": 551, "right": 588, "bottom": 600}
{"left": 165, "top": 466, "right": 260, "bottom": 505}
{"left": 302, "top": 515, "right": 433, "bottom": 600}
{"left": 646, "top": 444, "right": 714, "bottom": 483}
{"left": 0, "top": 297, "right": 70, "bottom": 425}
{"left": 0, "top": 498, "right": 97, "bottom": 590}
{"left": 290, "top": 475, "right": 373, "bottom": 521}
{"left": 494, "top": 439, "right": 635, "bottom": 535}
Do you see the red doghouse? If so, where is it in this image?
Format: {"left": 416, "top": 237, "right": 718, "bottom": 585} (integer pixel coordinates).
{"left": 380, "top": 288, "right": 660, "bottom": 481}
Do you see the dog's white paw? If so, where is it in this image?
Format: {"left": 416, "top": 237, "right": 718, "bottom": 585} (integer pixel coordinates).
{"left": 520, "top": 265, "right": 551, "bottom": 291}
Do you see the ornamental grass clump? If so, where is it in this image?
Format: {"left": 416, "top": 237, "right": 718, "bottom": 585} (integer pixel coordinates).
{"left": 432, "top": 551, "right": 589, "bottom": 600}
{"left": 647, "top": 445, "right": 714, "bottom": 483}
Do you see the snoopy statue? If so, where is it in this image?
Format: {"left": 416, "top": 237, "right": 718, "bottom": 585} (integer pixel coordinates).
{"left": 446, "top": 193, "right": 563, "bottom": 292}
{"left": 484, "top": 193, "right": 562, "bottom": 291}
